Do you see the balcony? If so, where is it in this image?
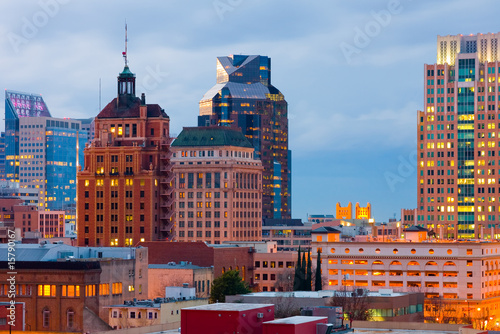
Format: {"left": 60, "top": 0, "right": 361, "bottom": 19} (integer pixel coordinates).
{"left": 124, "top": 170, "right": 134, "bottom": 176}
{"left": 109, "top": 172, "right": 120, "bottom": 177}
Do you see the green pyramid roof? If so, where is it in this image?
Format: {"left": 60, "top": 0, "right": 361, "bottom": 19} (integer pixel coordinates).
{"left": 172, "top": 127, "right": 253, "bottom": 148}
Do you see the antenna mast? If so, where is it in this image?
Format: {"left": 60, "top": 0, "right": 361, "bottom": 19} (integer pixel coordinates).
{"left": 123, "top": 21, "right": 128, "bottom": 66}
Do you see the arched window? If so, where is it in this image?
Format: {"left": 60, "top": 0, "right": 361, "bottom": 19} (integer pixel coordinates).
{"left": 408, "top": 261, "right": 420, "bottom": 266}
{"left": 372, "top": 260, "right": 384, "bottom": 265}
{"left": 390, "top": 261, "right": 402, "bottom": 266}
{"left": 222, "top": 267, "right": 226, "bottom": 273}
{"left": 425, "top": 261, "right": 438, "bottom": 266}
{"left": 443, "top": 261, "right": 456, "bottom": 267}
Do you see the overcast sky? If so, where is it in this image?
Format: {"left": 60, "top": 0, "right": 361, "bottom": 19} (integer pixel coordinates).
{"left": 1, "top": 0, "right": 499, "bottom": 222}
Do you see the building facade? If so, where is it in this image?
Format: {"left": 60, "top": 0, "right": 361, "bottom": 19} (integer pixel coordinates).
{"left": 171, "top": 126, "right": 263, "bottom": 243}
{"left": 418, "top": 32, "right": 500, "bottom": 239}
{"left": 253, "top": 251, "right": 296, "bottom": 292}
{"left": 198, "top": 55, "right": 291, "bottom": 220}
{"left": 261, "top": 222, "right": 311, "bottom": 252}
{"left": 0, "top": 243, "right": 149, "bottom": 326}
{"left": 77, "top": 61, "right": 175, "bottom": 247}
{"left": 139, "top": 241, "right": 256, "bottom": 288}
{"left": 312, "top": 227, "right": 500, "bottom": 324}
{"left": 4, "top": 90, "right": 51, "bottom": 184}
{"left": 4, "top": 91, "right": 87, "bottom": 212}
{"left": 148, "top": 262, "right": 214, "bottom": 299}
{"left": 0, "top": 132, "right": 5, "bottom": 180}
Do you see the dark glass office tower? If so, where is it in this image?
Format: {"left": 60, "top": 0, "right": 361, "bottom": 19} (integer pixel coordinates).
{"left": 199, "top": 55, "right": 291, "bottom": 219}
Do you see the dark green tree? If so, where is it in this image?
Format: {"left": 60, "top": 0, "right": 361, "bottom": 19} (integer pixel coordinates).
{"left": 300, "top": 251, "right": 307, "bottom": 290}
{"left": 293, "top": 246, "right": 302, "bottom": 291}
{"left": 315, "top": 249, "right": 322, "bottom": 291}
{"left": 305, "top": 250, "right": 312, "bottom": 291}
{"left": 209, "top": 270, "right": 250, "bottom": 303}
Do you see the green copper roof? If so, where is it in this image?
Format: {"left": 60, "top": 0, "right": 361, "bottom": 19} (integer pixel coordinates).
{"left": 119, "top": 65, "right": 135, "bottom": 78}
{"left": 172, "top": 127, "right": 253, "bottom": 148}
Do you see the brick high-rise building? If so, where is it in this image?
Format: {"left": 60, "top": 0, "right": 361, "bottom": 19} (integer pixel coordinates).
{"left": 419, "top": 33, "right": 500, "bottom": 239}
{"left": 198, "top": 55, "right": 290, "bottom": 220}
{"left": 171, "top": 126, "right": 263, "bottom": 243}
{"left": 77, "top": 60, "right": 174, "bottom": 247}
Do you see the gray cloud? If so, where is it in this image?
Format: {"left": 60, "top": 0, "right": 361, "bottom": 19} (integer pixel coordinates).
{"left": 0, "top": 0, "right": 499, "bottom": 221}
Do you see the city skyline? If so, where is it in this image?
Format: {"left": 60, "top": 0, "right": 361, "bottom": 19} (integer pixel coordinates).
{"left": 1, "top": 1, "right": 500, "bottom": 221}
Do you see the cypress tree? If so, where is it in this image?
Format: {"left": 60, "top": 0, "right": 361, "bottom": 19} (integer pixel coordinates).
{"left": 293, "top": 246, "right": 302, "bottom": 291}
{"left": 306, "top": 250, "right": 312, "bottom": 291}
{"left": 301, "top": 251, "right": 307, "bottom": 290}
{"left": 315, "top": 249, "right": 322, "bottom": 291}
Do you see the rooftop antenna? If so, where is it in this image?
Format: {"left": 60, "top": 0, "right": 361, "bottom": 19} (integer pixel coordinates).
{"left": 122, "top": 20, "right": 128, "bottom": 66}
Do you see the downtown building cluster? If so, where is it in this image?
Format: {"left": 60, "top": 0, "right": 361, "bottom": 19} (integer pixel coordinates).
{"left": 77, "top": 54, "right": 291, "bottom": 247}
{"left": 5, "top": 31, "right": 500, "bottom": 333}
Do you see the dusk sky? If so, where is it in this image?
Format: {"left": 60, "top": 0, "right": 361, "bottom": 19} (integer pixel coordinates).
{"left": 1, "top": 0, "right": 499, "bottom": 222}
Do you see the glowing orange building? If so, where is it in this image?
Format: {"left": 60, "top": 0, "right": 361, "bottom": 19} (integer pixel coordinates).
{"left": 335, "top": 202, "right": 371, "bottom": 220}
{"left": 77, "top": 60, "right": 174, "bottom": 246}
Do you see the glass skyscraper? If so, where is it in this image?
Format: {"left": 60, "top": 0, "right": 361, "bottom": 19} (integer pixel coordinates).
{"left": 5, "top": 90, "right": 51, "bottom": 182}
{"left": 4, "top": 90, "right": 86, "bottom": 212}
{"left": 199, "top": 55, "right": 291, "bottom": 219}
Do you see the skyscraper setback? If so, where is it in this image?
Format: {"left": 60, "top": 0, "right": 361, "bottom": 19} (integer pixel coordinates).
{"left": 198, "top": 55, "right": 291, "bottom": 220}
{"left": 419, "top": 33, "right": 500, "bottom": 239}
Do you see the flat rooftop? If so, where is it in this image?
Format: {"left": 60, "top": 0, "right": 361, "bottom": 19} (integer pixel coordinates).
{"left": 183, "top": 303, "right": 273, "bottom": 312}
{"left": 240, "top": 289, "right": 409, "bottom": 299}
{"left": 264, "top": 316, "right": 327, "bottom": 325}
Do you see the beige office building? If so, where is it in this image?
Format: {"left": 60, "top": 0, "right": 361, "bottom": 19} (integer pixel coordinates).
{"left": 171, "top": 127, "right": 263, "bottom": 243}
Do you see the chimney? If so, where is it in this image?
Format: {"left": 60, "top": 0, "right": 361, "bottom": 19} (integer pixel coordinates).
{"left": 141, "top": 93, "right": 146, "bottom": 105}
